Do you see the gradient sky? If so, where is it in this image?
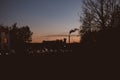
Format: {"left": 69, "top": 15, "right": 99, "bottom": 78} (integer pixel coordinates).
{"left": 0, "top": 0, "right": 82, "bottom": 43}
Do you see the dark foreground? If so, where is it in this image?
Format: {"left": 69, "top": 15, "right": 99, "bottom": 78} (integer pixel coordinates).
{"left": 0, "top": 42, "right": 119, "bottom": 79}
{"left": 0, "top": 51, "right": 119, "bottom": 79}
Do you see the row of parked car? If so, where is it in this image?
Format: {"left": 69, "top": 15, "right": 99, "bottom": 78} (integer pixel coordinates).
{"left": 26, "top": 48, "right": 73, "bottom": 56}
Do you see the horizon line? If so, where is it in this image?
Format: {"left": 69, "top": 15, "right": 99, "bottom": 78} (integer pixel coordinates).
{"left": 41, "top": 34, "right": 80, "bottom": 37}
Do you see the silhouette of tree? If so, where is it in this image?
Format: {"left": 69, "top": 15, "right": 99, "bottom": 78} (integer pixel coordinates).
{"left": 80, "top": 0, "right": 120, "bottom": 32}
{"left": 10, "top": 23, "right": 33, "bottom": 43}
{"left": 8, "top": 23, "right": 33, "bottom": 55}
{"left": 0, "top": 23, "right": 33, "bottom": 55}
{"left": 79, "top": 0, "right": 120, "bottom": 53}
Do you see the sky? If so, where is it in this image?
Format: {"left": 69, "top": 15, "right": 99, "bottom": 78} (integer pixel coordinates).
{"left": 0, "top": 0, "right": 82, "bottom": 43}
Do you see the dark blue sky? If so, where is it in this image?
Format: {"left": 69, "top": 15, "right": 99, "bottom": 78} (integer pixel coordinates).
{"left": 0, "top": 0, "right": 82, "bottom": 42}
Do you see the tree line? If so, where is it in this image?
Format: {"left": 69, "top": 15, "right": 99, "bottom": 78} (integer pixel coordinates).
{"left": 0, "top": 23, "right": 33, "bottom": 43}
{"left": 79, "top": 0, "right": 120, "bottom": 53}
{"left": 0, "top": 23, "right": 33, "bottom": 55}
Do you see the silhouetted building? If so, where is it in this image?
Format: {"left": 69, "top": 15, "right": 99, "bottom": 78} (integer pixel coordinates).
{"left": 42, "top": 39, "right": 67, "bottom": 49}
{"left": 43, "top": 39, "right": 66, "bottom": 45}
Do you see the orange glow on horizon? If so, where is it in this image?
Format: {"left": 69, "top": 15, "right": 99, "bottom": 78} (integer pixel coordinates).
{"left": 32, "top": 35, "right": 81, "bottom": 43}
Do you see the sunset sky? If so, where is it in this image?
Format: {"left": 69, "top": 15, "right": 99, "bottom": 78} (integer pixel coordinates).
{"left": 0, "top": 0, "right": 82, "bottom": 43}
